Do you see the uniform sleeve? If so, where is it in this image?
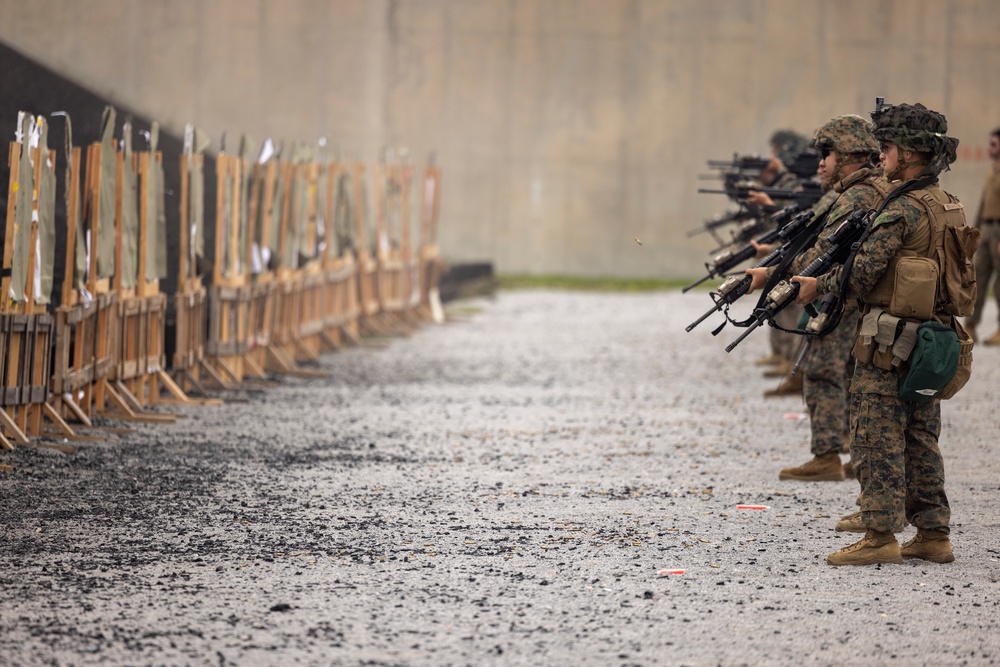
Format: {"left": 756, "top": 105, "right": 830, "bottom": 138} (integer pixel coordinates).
{"left": 793, "top": 184, "right": 880, "bottom": 287}
{"left": 845, "top": 214, "right": 906, "bottom": 299}
{"left": 815, "top": 210, "right": 906, "bottom": 300}
{"left": 789, "top": 196, "right": 855, "bottom": 274}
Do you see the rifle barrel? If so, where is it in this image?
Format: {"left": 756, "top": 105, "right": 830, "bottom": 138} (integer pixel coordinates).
{"left": 682, "top": 273, "right": 714, "bottom": 293}
{"left": 725, "top": 318, "right": 762, "bottom": 353}
{"left": 790, "top": 338, "right": 811, "bottom": 376}
{"left": 685, "top": 303, "right": 722, "bottom": 332}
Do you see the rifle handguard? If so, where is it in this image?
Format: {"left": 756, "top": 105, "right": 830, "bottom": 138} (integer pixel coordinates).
{"left": 765, "top": 280, "right": 799, "bottom": 312}
{"left": 685, "top": 274, "right": 753, "bottom": 332}
{"left": 716, "top": 275, "right": 750, "bottom": 300}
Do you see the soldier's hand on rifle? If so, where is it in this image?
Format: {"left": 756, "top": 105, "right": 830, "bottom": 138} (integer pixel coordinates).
{"left": 743, "top": 190, "right": 775, "bottom": 208}
{"left": 791, "top": 276, "right": 819, "bottom": 304}
{"left": 750, "top": 239, "right": 775, "bottom": 258}
{"left": 743, "top": 267, "right": 769, "bottom": 294}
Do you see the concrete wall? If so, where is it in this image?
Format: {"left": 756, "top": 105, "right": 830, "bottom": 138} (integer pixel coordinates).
{"left": 1, "top": 0, "right": 998, "bottom": 279}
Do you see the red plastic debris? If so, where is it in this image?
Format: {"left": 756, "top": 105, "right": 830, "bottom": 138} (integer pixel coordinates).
{"left": 736, "top": 504, "right": 770, "bottom": 510}
{"left": 657, "top": 569, "right": 686, "bottom": 576}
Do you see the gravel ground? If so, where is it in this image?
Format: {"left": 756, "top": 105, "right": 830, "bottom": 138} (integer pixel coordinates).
{"left": 1, "top": 289, "right": 999, "bottom": 667}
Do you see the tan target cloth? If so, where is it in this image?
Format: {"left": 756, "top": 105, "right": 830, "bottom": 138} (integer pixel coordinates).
{"left": 120, "top": 121, "right": 138, "bottom": 289}
{"left": 10, "top": 113, "right": 34, "bottom": 303}
{"left": 96, "top": 106, "right": 117, "bottom": 279}
{"left": 147, "top": 123, "right": 168, "bottom": 281}
{"left": 36, "top": 119, "right": 56, "bottom": 304}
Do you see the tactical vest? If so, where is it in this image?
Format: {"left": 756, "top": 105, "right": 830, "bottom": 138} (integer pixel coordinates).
{"left": 859, "top": 174, "right": 894, "bottom": 200}
{"left": 852, "top": 184, "right": 978, "bottom": 400}
{"left": 862, "top": 185, "right": 968, "bottom": 319}
{"left": 833, "top": 168, "right": 892, "bottom": 200}
{"left": 812, "top": 169, "right": 890, "bottom": 233}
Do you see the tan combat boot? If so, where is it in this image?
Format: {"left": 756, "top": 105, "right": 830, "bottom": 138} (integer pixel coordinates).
{"left": 984, "top": 330, "right": 1000, "bottom": 347}
{"left": 901, "top": 529, "right": 954, "bottom": 563}
{"left": 835, "top": 510, "right": 865, "bottom": 533}
{"left": 827, "top": 530, "right": 902, "bottom": 566}
{"left": 764, "top": 372, "right": 803, "bottom": 398}
{"left": 843, "top": 460, "right": 855, "bottom": 479}
{"left": 763, "top": 359, "right": 793, "bottom": 378}
{"left": 755, "top": 353, "right": 785, "bottom": 367}
{"left": 778, "top": 453, "right": 845, "bottom": 481}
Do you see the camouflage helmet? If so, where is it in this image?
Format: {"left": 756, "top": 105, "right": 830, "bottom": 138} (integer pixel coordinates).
{"left": 769, "top": 129, "right": 810, "bottom": 166}
{"left": 870, "top": 102, "right": 959, "bottom": 174}
{"left": 813, "top": 115, "right": 879, "bottom": 157}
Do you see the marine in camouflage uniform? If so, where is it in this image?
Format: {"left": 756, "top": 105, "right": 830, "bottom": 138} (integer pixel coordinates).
{"left": 801, "top": 102, "right": 964, "bottom": 566}
{"left": 755, "top": 116, "right": 889, "bottom": 482}
{"left": 753, "top": 130, "right": 814, "bottom": 375}
{"left": 762, "top": 129, "right": 811, "bottom": 194}
{"left": 966, "top": 127, "right": 1000, "bottom": 344}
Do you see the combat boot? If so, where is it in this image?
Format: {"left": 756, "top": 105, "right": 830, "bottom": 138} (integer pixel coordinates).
{"left": 827, "top": 530, "right": 902, "bottom": 566}
{"left": 901, "top": 529, "right": 954, "bottom": 563}
{"left": 843, "top": 460, "right": 855, "bottom": 479}
{"left": 755, "top": 353, "right": 785, "bottom": 367}
{"left": 778, "top": 453, "right": 844, "bottom": 481}
{"left": 835, "top": 510, "right": 865, "bottom": 533}
{"left": 763, "top": 359, "right": 793, "bottom": 378}
{"left": 764, "top": 372, "right": 803, "bottom": 398}
{"left": 984, "top": 330, "right": 1000, "bottom": 347}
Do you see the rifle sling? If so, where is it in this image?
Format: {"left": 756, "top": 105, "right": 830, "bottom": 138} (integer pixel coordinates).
{"left": 834, "top": 175, "right": 937, "bottom": 310}
{"left": 776, "top": 175, "right": 939, "bottom": 339}
{"left": 752, "top": 204, "right": 833, "bottom": 312}
{"left": 725, "top": 210, "right": 829, "bottom": 329}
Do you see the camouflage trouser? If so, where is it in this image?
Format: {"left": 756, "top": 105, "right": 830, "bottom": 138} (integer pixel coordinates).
{"left": 850, "top": 363, "right": 949, "bottom": 534}
{"left": 968, "top": 221, "right": 1000, "bottom": 329}
{"left": 769, "top": 303, "right": 803, "bottom": 360}
{"left": 803, "top": 309, "right": 859, "bottom": 456}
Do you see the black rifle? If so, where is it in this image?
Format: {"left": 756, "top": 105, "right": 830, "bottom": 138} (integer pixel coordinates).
{"left": 707, "top": 151, "right": 819, "bottom": 181}
{"left": 786, "top": 150, "right": 821, "bottom": 179}
{"left": 685, "top": 206, "right": 818, "bottom": 330}
{"left": 686, "top": 205, "right": 758, "bottom": 238}
{"left": 683, "top": 203, "right": 803, "bottom": 292}
{"left": 698, "top": 183, "right": 824, "bottom": 205}
{"left": 708, "top": 214, "right": 784, "bottom": 255}
{"left": 724, "top": 209, "right": 871, "bottom": 352}
{"left": 706, "top": 154, "right": 771, "bottom": 172}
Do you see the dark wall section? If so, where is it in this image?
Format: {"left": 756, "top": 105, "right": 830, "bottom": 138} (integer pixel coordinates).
{"left": 0, "top": 40, "right": 216, "bottom": 309}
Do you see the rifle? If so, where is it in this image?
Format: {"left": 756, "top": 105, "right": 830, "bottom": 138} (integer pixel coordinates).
{"left": 698, "top": 182, "right": 824, "bottom": 204}
{"left": 724, "top": 209, "right": 871, "bottom": 352}
{"left": 706, "top": 154, "right": 771, "bottom": 172}
{"left": 686, "top": 205, "right": 758, "bottom": 238}
{"left": 706, "top": 151, "right": 819, "bottom": 181}
{"left": 708, "top": 214, "right": 786, "bottom": 255}
{"left": 787, "top": 150, "right": 821, "bottom": 179}
{"left": 682, "top": 203, "right": 803, "bottom": 292}
{"left": 684, "top": 206, "right": 817, "bottom": 330}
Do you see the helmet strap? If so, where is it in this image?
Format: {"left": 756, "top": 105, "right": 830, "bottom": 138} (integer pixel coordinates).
{"left": 890, "top": 148, "right": 928, "bottom": 180}
{"left": 829, "top": 153, "right": 868, "bottom": 185}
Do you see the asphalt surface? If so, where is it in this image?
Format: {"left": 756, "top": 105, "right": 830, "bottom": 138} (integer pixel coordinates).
{"left": 1, "top": 289, "right": 999, "bottom": 667}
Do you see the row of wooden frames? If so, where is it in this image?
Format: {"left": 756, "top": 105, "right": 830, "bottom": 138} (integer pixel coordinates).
{"left": 0, "top": 107, "right": 445, "bottom": 473}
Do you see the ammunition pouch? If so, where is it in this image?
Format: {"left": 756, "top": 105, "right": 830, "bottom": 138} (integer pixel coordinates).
{"left": 890, "top": 256, "right": 938, "bottom": 321}
{"left": 853, "top": 307, "right": 973, "bottom": 401}
{"left": 852, "top": 307, "right": 921, "bottom": 371}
